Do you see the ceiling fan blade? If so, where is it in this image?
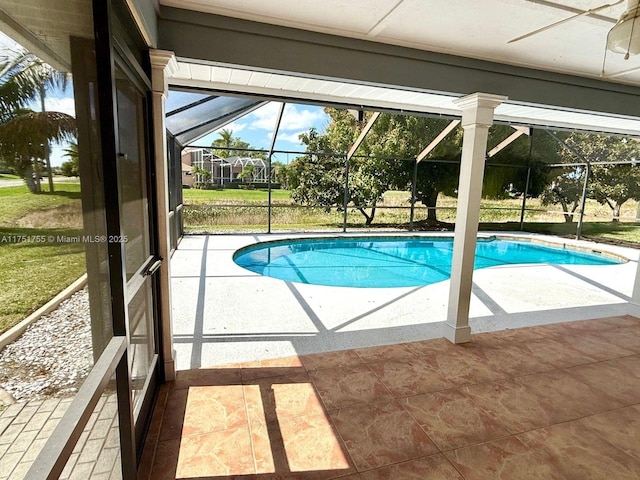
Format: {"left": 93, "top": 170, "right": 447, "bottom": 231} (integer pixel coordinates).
{"left": 508, "top": 0, "right": 624, "bottom": 44}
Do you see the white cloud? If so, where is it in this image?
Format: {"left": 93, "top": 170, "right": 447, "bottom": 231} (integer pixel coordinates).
{"left": 213, "top": 121, "right": 247, "bottom": 135}
{"left": 268, "top": 130, "right": 306, "bottom": 144}
{"left": 249, "top": 103, "right": 282, "bottom": 130}
{"left": 249, "top": 102, "right": 326, "bottom": 131}
{"left": 44, "top": 97, "right": 76, "bottom": 117}
{"left": 27, "top": 96, "right": 76, "bottom": 117}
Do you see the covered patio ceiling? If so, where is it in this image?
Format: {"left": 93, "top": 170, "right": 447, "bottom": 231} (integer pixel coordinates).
{"left": 162, "top": 0, "right": 640, "bottom": 84}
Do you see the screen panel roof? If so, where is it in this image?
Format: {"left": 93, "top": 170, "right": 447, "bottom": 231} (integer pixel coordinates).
{"left": 166, "top": 90, "right": 266, "bottom": 144}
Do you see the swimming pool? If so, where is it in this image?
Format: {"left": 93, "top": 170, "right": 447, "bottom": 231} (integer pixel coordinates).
{"left": 233, "top": 236, "right": 625, "bottom": 288}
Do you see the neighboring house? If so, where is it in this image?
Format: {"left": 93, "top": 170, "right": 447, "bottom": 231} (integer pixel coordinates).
{"left": 180, "top": 147, "right": 229, "bottom": 186}
{"left": 181, "top": 162, "right": 193, "bottom": 187}
{"left": 224, "top": 156, "right": 268, "bottom": 182}
{"left": 181, "top": 148, "right": 268, "bottom": 186}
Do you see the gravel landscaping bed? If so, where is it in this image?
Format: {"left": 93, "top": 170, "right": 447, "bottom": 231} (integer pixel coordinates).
{"left": 0, "top": 287, "right": 93, "bottom": 402}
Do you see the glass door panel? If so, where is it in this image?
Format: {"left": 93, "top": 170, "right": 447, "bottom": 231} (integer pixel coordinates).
{"left": 114, "top": 63, "right": 158, "bottom": 424}
{"left": 127, "top": 279, "right": 154, "bottom": 412}
{"left": 116, "top": 73, "right": 151, "bottom": 281}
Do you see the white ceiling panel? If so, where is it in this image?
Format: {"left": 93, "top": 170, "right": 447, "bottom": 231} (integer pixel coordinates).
{"left": 265, "top": 74, "right": 292, "bottom": 89}
{"left": 189, "top": 64, "right": 211, "bottom": 82}
{"left": 173, "top": 62, "right": 192, "bottom": 80}
{"left": 282, "top": 76, "right": 311, "bottom": 91}
{"left": 349, "top": 86, "right": 383, "bottom": 100}
{"left": 303, "top": 78, "right": 332, "bottom": 94}
{"left": 361, "top": 87, "right": 396, "bottom": 101}
{"left": 162, "top": 0, "right": 403, "bottom": 36}
{"left": 210, "top": 67, "right": 231, "bottom": 83}
{"left": 332, "top": 83, "right": 363, "bottom": 98}
{"left": 247, "top": 71, "right": 272, "bottom": 87}
{"left": 374, "top": 0, "right": 614, "bottom": 76}
{"left": 313, "top": 80, "right": 344, "bottom": 96}
{"left": 229, "top": 68, "right": 252, "bottom": 85}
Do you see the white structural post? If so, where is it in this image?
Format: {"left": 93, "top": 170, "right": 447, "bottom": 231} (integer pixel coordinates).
{"left": 444, "top": 93, "right": 507, "bottom": 343}
{"left": 150, "top": 50, "right": 178, "bottom": 380}
{"left": 632, "top": 259, "right": 640, "bottom": 303}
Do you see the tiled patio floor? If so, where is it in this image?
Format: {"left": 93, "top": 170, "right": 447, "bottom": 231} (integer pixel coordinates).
{"left": 139, "top": 315, "right": 640, "bottom": 479}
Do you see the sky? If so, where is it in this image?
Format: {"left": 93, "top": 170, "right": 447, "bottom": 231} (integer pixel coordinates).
{"left": 184, "top": 101, "right": 329, "bottom": 164}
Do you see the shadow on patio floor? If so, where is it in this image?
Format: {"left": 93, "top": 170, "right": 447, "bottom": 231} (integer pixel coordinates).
{"left": 139, "top": 316, "right": 640, "bottom": 480}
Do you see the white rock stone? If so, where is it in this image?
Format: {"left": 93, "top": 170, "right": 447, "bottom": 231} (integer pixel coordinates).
{"left": 0, "top": 287, "right": 93, "bottom": 402}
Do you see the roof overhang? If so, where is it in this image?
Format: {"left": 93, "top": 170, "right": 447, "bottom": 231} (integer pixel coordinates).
{"left": 169, "top": 62, "right": 640, "bottom": 136}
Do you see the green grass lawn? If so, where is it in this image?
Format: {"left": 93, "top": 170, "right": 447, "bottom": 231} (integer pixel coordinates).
{"left": 0, "top": 183, "right": 82, "bottom": 224}
{"left": 0, "top": 173, "right": 20, "bottom": 180}
{"left": 0, "top": 182, "right": 85, "bottom": 335}
{"left": 0, "top": 226, "right": 85, "bottom": 334}
{"left": 182, "top": 187, "right": 640, "bottom": 245}
{"left": 485, "top": 221, "right": 640, "bottom": 246}
{"left": 183, "top": 188, "right": 291, "bottom": 204}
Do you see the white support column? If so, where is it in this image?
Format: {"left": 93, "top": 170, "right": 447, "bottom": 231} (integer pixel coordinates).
{"left": 150, "top": 50, "right": 178, "bottom": 380}
{"left": 632, "top": 261, "right": 640, "bottom": 303}
{"left": 444, "top": 93, "right": 507, "bottom": 344}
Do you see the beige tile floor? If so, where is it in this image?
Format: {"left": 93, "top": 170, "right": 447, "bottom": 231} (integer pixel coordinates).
{"left": 139, "top": 315, "right": 640, "bottom": 480}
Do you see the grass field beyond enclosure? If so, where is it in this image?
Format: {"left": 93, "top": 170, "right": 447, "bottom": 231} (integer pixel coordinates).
{"left": 0, "top": 182, "right": 85, "bottom": 335}
{"left": 182, "top": 188, "right": 640, "bottom": 245}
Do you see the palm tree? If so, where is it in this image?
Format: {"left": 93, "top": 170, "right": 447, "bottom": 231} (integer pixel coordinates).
{"left": 0, "top": 47, "right": 75, "bottom": 193}
{"left": 60, "top": 141, "right": 79, "bottom": 177}
{"left": 238, "top": 164, "right": 255, "bottom": 182}
{"left": 211, "top": 128, "right": 235, "bottom": 158}
{"left": 0, "top": 50, "right": 41, "bottom": 116}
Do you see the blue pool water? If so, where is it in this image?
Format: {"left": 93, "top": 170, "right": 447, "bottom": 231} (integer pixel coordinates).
{"left": 233, "top": 236, "right": 624, "bottom": 288}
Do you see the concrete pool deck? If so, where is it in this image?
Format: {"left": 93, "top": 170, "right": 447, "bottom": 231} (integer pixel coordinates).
{"left": 170, "top": 232, "right": 640, "bottom": 370}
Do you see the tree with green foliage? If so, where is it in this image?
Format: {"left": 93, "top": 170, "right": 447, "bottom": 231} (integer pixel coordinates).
{"left": 290, "top": 110, "right": 391, "bottom": 225}
{"left": 211, "top": 128, "right": 265, "bottom": 159}
{"left": 560, "top": 132, "right": 640, "bottom": 222}
{"left": 272, "top": 161, "right": 292, "bottom": 189}
{"left": 590, "top": 163, "right": 640, "bottom": 221}
{"left": 362, "top": 113, "right": 463, "bottom": 224}
{"left": 291, "top": 109, "right": 561, "bottom": 226}
{"left": 540, "top": 167, "right": 585, "bottom": 222}
{"left": 60, "top": 142, "right": 79, "bottom": 177}
{"left": 289, "top": 126, "right": 347, "bottom": 214}
{"left": 0, "top": 48, "right": 75, "bottom": 193}
{"left": 482, "top": 126, "right": 555, "bottom": 200}
{"left": 291, "top": 109, "right": 463, "bottom": 225}
{"left": 191, "top": 164, "right": 211, "bottom": 188}
{"left": 238, "top": 164, "right": 255, "bottom": 182}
